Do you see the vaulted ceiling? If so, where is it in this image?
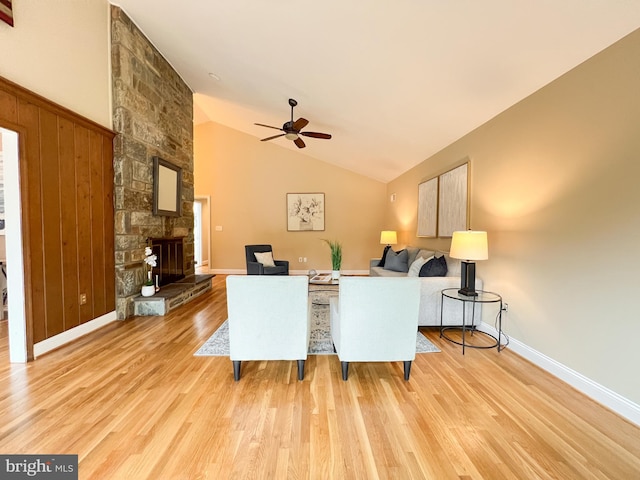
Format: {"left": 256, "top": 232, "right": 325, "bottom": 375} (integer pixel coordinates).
{"left": 112, "top": 1, "right": 640, "bottom": 182}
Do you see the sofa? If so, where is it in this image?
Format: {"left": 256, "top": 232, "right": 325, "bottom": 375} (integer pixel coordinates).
{"left": 370, "top": 246, "right": 482, "bottom": 327}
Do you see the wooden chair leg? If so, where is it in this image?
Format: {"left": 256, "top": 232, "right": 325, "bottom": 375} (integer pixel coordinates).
{"left": 233, "top": 361, "right": 241, "bottom": 381}
{"left": 297, "top": 359, "right": 305, "bottom": 381}
{"left": 403, "top": 360, "right": 412, "bottom": 381}
{"left": 341, "top": 361, "right": 349, "bottom": 381}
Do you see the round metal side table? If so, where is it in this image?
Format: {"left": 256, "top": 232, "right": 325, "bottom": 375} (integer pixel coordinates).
{"left": 440, "top": 288, "right": 503, "bottom": 354}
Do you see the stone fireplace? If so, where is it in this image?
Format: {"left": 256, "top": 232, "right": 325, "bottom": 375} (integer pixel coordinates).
{"left": 111, "top": 6, "right": 195, "bottom": 319}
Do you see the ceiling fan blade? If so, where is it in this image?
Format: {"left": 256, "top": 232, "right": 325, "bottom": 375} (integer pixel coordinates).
{"left": 261, "top": 134, "right": 285, "bottom": 142}
{"left": 300, "top": 131, "right": 332, "bottom": 140}
{"left": 255, "top": 123, "right": 283, "bottom": 131}
{"left": 292, "top": 117, "right": 309, "bottom": 131}
{"left": 294, "top": 137, "right": 306, "bottom": 148}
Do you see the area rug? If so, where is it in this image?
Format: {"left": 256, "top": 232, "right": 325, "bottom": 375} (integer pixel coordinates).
{"left": 194, "top": 292, "right": 440, "bottom": 356}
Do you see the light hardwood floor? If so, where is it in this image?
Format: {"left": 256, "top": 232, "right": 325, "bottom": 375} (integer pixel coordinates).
{"left": 1, "top": 275, "right": 639, "bottom": 479}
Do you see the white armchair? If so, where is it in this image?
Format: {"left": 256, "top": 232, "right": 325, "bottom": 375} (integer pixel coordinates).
{"left": 227, "top": 275, "right": 310, "bottom": 381}
{"left": 330, "top": 277, "right": 421, "bottom": 381}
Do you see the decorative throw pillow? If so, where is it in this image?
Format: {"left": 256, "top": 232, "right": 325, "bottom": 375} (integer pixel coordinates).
{"left": 417, "top": 249, "right": 436, "bottom": 261}
{"left": 419, "top": 255, "right": 448, "bottom": 277}
{"left": 406, "top": 247, "right": 421, "bottom": 267}
{"left": 254, "top": 251, "right": 276, "bottom": 267}
{"left": 436, "top": 251, "right": 460, "bottom": 277}
{"left": 377, "top": 245, "right": 392, "bottom": 267}
{"left": 408, "top": 255, "right": 432, "bottom": 277}
{"left": 383, "top": 249, "right": 409, "bottom": 272}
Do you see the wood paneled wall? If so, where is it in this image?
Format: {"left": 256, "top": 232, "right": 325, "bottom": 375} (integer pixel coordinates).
{"left": 0, "top": 76, "right": 115, "bottom": 356}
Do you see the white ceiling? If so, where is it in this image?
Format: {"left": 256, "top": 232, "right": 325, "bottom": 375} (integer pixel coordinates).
{"left": 112, "top": 1, "right": 640, "bottom": 183}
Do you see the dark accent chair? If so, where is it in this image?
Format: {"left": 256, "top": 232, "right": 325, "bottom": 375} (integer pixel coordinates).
{"left": 245, "top": 244, "right": 289, "bottom": 275}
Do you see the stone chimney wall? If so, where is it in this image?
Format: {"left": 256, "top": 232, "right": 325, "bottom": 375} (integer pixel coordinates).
{"left": 111, "top": 6, "right": 194, "bottom": 319}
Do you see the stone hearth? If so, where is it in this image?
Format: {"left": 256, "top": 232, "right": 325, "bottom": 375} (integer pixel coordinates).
{"left": 133, "top": 274, "right": 214, "bottom": 316}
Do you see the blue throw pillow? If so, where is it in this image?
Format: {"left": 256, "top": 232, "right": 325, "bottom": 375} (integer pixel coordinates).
{"left": 383, "top": 249, "right": 409, "bottom": 272}
{"left": 419, "top": 255, "right": 448, "bottom": 277}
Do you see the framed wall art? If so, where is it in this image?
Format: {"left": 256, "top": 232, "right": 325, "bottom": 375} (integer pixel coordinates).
{"left": 287, "top": 193, "right": 325, "bottom": 231}
{"left": 438, "top": 162, "right": 468, "bottom": 237}
{"left": 0, "top": 1, "right": 14, "bottom": 27}
{"left": 417, "top": 177, "right": 438, "bottom": 237}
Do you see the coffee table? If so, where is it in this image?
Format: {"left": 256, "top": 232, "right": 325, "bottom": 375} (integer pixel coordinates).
{"left": 309, "top": 273, "right": 339, "bottom": 285}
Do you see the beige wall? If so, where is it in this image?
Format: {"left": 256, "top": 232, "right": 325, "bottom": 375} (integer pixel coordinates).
{"left": 194, "top": 122, "right": 387, "bottom": 273}
{"left": 388, "top": 29, "right": 640, "bottom": 404}
{"left": 0, "top": 0, "right": 111, "bottom": 128}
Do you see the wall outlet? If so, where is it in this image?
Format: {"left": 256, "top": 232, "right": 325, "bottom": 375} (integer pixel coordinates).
{"left": 298, "top": 257, "right": 303, "bottom": 263}
{"left": 79, "top": 293, "right": 87, "bottom": 305}
{"left": 502, "top": 303, "right": 508, "bottom": 312}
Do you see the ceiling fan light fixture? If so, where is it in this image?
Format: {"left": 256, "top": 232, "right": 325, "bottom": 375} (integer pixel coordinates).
{"left": 255, "top": 98, "right": 331, "bottom": 149}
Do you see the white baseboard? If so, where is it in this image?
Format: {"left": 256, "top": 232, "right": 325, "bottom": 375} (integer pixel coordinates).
{"left": 210, "top": 269, "right": 370, "bottom": 276}
{"left": 479, "top": 322, "right": 640, "bottom": 427}
{"left": 209, "top": 269, "right": 246, "bottom": 275}
{"left": 33, "top": 311, "right": 118, "bottom": 358}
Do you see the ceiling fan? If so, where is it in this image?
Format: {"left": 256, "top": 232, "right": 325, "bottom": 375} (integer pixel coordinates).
{"left": 255, "top": 98, "right": 332, "bottom": 149}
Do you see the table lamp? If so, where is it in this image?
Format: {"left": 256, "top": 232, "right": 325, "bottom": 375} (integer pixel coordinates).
{"left": 449, "top": 230, "right": 488, "bottom": 296}
{"left": 379, "top": 230, "right": 397, "bottom": 263}
{"left": 380, "top": 230, "right": 397, "bottom": 247}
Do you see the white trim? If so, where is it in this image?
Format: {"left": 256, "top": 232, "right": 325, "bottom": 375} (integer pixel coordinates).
{"left": 193, "top": 199, "right": 203, "bottom": 266}
{"left": 33, "top": 311, "right": 117, "bottom": 358}
{"left": 479, "top": 322, "right": 640, "bottom": 427}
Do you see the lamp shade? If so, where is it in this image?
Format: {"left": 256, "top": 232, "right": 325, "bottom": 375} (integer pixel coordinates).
{"left": 380, "top": 230, "right": 397, "bottom": 245}
{"left": 449, "top": 231, "right": 488, "bottom": 261}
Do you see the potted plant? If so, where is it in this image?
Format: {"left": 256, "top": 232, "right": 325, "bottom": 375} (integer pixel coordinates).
{"left": 141, "top": 246, "right": 157, "bottom": 297}
{"left": 323, "top": 239, "right": 342, "bottom": 279}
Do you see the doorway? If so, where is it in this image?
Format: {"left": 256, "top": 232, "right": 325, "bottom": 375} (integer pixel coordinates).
{"left": 0, "top": 127, "right": 27, "bottom": 362}
{"left": 194, "top": 196, "right": 211, "bottom": 272}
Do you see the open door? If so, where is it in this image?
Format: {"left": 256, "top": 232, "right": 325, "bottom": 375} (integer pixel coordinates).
{"left": 1, "top": 127, "right": 28, "bottom": 362}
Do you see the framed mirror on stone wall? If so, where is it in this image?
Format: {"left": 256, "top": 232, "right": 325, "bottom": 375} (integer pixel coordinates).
{"left": 152, "top": 156, "right": 182, "bottom": 217}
